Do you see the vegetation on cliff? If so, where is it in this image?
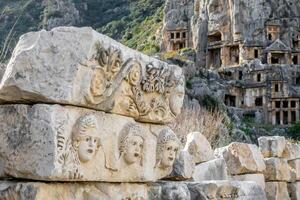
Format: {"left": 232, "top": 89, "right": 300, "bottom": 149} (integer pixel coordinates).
{"left": 0, "top": 0, "right": 164, "bottom": 62}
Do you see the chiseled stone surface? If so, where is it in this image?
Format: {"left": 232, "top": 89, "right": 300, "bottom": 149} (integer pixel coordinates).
{"left": 149, "top": 181, "right": 191, "bottom": 200}
{"left": 289, "top": 159, "right": 300, "bottom": 181}
{"left": 166, "top": 150, "right": 195, "bottom": 181}
{"left": 184, "top": 132, "right": 214, "bottom": 164}
{"left": 192, "top": 158, "right": 228, "bottom": 181}
{"left": 288, "top": 182, "right": 300, "bottom": 200}
{"left": 231, "top": 174, "right": 265, "bottom": 190}
{"left": 0, "top": 26, "right": 184, "bottom": 124}
{"left": 219, "top": 142, "right": 266, "bottom": 175}
{"left": 258, "top": 136, "right": 286, "bottom": 158}
{"left": 264, "top": 158, "right": 291, "bottom": 181}
{"left": 265, "top": 182, "right": 290, "bottom": 200}
{"left": 0, "top": 104, "right": 181, "bottom": 182}
{"left": 187, "top": 180, "right": 266, "bottom": 200}
{"left": 283, "top": 142, "right": 300, "bottom": 161}
{"left": 0, "top": 181, "right": 148, "bottom": 200}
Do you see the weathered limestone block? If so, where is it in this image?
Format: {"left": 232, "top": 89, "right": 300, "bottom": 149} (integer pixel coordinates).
{"left": 187, "top": 181, "right": 266, "bottom": 200}
{"left": 231, "top": 174, "right": 265, "bottom": 190}
{"left": 258, "top": 136, "right": 286, "bottom": 158}
{"left": 148, "top": 181, "right": 191, "bottom": 200}
{"left": 264, "top": 158, "right": 291, "bottom": 181}
{"left": 218, "top": 142, "right": 266, "bottom": 175}
{"left": 265, "top": 182, "right": 290, "bottom": 200}
{"left": 166, "top": 150, "right": 195, "bottom": 180}
{"left": 192, "top": 158, "right": 228, "bottom": 181}
{"left": 0, "top": 104, "right": 182, "bottom": 182}
{"left": 289, "top": 159, "right": 300, "bottom": 181}
{"left": 288, "top": 182, "right": 300, "bottom": 200}
{"left": 0, "top": 181, "right": 148, "bottom": 200}
{"left": 0, "top": 26, "right": 184, "bottom": 124}
{"left": 184, "top": 132, "right": 214, "bottom": 164}
{"left": 283, "top": 142, "right": 300, "bottom": 160}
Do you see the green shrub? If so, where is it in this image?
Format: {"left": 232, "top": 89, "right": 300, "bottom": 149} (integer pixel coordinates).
{"left": 287, "top": 121, "right": 300, "bottom": 140}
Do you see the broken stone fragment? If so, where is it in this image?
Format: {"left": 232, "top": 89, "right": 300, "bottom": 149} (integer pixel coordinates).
{"left": 165, "top": 150, "right": 195, "bottom": 181}
{"left": 184, "top": 132, "right": 214, "bottom": 164}
{"left": 258, "top": 136, "right": 286, "bottom": 158}
{"left": 217, "top": 142, "right": 266, "bottom": 175}
{"left": 0, "top": 104, "right": 181, "bottom": 182}
{"left": 264, "top": 158, "right": 291, "bottom": 181}
{"left": 231, "top": 174, "right": 265, "bottom": 190}
{"left": 0, "top": 26, "right": 184, "bottom": 124}
{"left": 265, "top": 182, "right": 290, "bottom": 200}
{"left": 192, "top": 158, "right": 228, "bottom": 181}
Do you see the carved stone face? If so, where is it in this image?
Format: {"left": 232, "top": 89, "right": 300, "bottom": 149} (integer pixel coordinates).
{"left": 123, "top": 135, "right": 144, "bottom": 165}
{"left": 77, "top": 129, "right": 100, "bottom": 163}
{"left": 169, "top": 82, "right": 184, "bottom": 115}
{"left": 91, "top": 69, "right": 106, "bottom": 96}
{"left": 160, "top": 140, "right": 179, "bottom": 168}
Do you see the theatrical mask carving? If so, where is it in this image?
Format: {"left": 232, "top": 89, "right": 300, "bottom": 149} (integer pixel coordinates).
{"left": 155, "top": 128, "right": 180, "bottom": 169}
{"left": 118, "top": 123, "right": 144, "bottom": 166}
{"left": 168, "top": 76, "right": 185, "bottom": 116}
{"left": 72, "top": 114, "right": 101, "bottom": 163}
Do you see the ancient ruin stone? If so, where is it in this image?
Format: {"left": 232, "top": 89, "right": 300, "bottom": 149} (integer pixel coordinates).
{"left": 0, "top": 181, "right": 148, "bottom": 200}
{"left": 289, "top": 159, "right": 300, "bottom": 181}
{"left": 184, "top": 132, "right": 214, "bottom": 164}
{"left": 187, "top": 181, "right": 266, "bottom": 200}
{"left": 265, "top": 182, "right": 290, "bottom": 200}
{"left": 192, "top": 158, "right": 228, "bottom": 181}
{"left": 283, "top": 142, "right": 300, "bottom": 160}
{"left": 231, "top": 174, "right": 265, "bottom": 190}
{"left": 149, "top": 181, "right": 191, "bottom": 200}
{"left": 166, "top": 150, "right": 195, "bottom": 181}
{"left": 0, "top": 104, "right": 181, "bottom": 182}
{"left": 264, "top": 158, "right": 291, "bottom": 181}
{"left": 218, "top": 142, "right": 266, "bottom": 175}
{"left": 288, "top": 182, "right": 300, "bottom": 200}
{"left": 0, "top": 27, "right": 184, "bottom": 124}
{"left": 258, "top": 136, "right": 286, "bottom": 158}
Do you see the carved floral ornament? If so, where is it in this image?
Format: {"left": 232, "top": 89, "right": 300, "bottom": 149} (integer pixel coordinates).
{"left": 83, "top": 42, "right": 184, "bottom": 123}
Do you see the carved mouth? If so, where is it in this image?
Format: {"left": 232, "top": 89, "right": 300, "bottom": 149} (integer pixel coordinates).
{"left": 87, "top": 149, "right": 94, "bottom": 154}
{"left": 169, "top": 157, "right": 174, "bottom": 161}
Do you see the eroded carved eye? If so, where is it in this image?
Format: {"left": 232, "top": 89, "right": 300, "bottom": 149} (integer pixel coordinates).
{"left": 174, "top": 148, "right": 178, "bottom": 153}
{"left": 167, "top": 146, "right": 172, "bottom": 151}
{"left": 94, "top": 139, "right": 97, "bottom": 143}
{"left": 133, "top": 141, "right": 137, "bottom": 145}
{"left": 86, "top": 137, "right": 89, "bottom": 142}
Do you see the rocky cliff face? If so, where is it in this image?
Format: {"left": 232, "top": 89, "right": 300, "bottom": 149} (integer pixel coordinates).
{"left": 162, "top": 0, "right": 300, "bottom": 67}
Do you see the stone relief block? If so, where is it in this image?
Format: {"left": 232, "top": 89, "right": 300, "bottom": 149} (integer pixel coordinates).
{"left": 0, "top": 181, "right": 148, "bottom": 200}
{"left": 0, "top": 104, "right": 181, "bottom": 182}
{"left": 0, "top": 26, "right": 184, "bottom": 124}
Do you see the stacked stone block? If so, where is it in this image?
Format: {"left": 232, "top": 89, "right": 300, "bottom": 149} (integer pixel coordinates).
{"left": 215, "top": 142, "right": 267, "bottom": 190}
{"left": 258, "top": 136, "right": 295, "bottom": 200}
